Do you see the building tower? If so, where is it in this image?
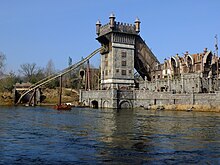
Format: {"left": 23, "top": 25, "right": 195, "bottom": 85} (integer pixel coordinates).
{"left": 96, "top": 14, "right": 140, "bottom": 89}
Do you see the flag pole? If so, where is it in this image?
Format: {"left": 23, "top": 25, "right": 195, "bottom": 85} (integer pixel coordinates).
{"left": 215, "top": 35, "right": 219, "bottom": 78}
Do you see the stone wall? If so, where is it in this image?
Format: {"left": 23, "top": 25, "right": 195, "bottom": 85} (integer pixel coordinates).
{"left": 139, "top": 73, "right": 220, "bottom": 94}
{"left": 80, "top": 89, "right": 220, "bottom": 109}
{"left": 79, "top": 90, "right": 116, "bottom": 108}
{"left": 134, "top": 90, "right": 220, "bottom": 108}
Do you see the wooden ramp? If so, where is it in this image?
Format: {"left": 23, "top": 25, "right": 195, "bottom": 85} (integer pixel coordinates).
{"left": 135, "top": 36, "right": 160, "bottom": 80}
{"left": 16, "top": 48, "right": 102, "bottom": 105}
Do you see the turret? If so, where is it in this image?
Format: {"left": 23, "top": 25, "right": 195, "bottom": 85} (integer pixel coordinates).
{"left": 109, "top": 13, "right": 115, "bottom": 29}
{"left": 135, "top": 17, "right": 141, "bottom": 33}
{"left": 96, "top": 20, "right": 101, "bottom": 35}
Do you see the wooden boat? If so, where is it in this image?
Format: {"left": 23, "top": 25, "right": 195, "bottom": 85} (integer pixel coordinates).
{"left": 54, "top": 104, "right": 72, "bottom": 110}
{"left": 53, "top": 76, "right": 72, "bottom": 111}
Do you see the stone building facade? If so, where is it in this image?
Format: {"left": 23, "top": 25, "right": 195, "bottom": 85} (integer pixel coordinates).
{"left": 80, "top": 15, "right": 220, "bottom": 109}
{"left": 140, "top": 48, "right": 220, "bottom": 93}
{"left": 96, "top": 14, "right": 140, "bottom": 90}
{"left": 150, "top": 48, "right": 217, "bottom": 80}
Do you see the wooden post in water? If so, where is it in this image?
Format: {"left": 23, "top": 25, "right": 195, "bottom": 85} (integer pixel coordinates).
{"left": 59, "top": 75, "right": 63, "bottom": 105}
{"left": 87, "top": 60, "right": 91, "bottom": 90}
{"left": 33, "top": 89, "right": 36, "bottom": 106}
{"left": 28, "top": 89, "right": 36, "bottom": 106}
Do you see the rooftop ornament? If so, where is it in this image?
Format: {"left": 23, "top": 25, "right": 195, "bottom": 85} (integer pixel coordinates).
{"left": 109, "top": 13, "right": 116, "bottom": 29}
{"left": 96, "top": 20, "right": 101, "bottom": 35}
{"left": 135, "top": 17, "right": 141, "bottom": 33}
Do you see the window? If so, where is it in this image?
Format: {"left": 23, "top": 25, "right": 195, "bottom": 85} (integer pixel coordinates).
{"left": 196, "top": 64, "right": 201, "bottom": 71}
{"left": 121, "top": 51, "right": 127, "bottom": 58}
{"left": 105, "top": 54, "right": 108, "bottom": 59}
{"left": 122, "top": 60, "right": 126, "bottom": 66}
{"left": 105, "top": 61, "right": 108, "bottom": 66}
{"left": 105, "top": 70, "right": 108, "bottom": 76}
{"left": 116, "top": 69, "right": 119, "bottom": 73}
{"left": 122, "top": 70, "right": 126, "bottom": 75}
{"left": 129, "top": 70, "right": 132, "bottom": 74}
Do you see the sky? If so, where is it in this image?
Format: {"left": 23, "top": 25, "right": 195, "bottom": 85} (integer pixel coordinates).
{"left": 0, "top": 0, "right": 220, "bottom": 74}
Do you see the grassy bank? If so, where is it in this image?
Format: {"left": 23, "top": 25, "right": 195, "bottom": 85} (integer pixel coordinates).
{"left": 40, "top": 88, "right": 79, "bottom": 106}
{"left": 0, "top": 88, "right": 79, "bottom": 106}
{"left": 0, "top": 92, "right": 14, "bottom": 105}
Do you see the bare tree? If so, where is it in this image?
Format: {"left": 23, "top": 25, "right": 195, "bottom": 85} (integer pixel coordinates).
{"left": 19, "top": 63, "right": 37, "bottom": 78}
{"left": 44, "top": 59, "right": 58, "bottom": 88}
{"left": 0, "top": 52, "right": 6, "bottom": 76}
{"left": 19, "top": 63, "right": 44, "bottom": 83}
{"left": 45, "top": 59, "right": 55, "bottom": 76}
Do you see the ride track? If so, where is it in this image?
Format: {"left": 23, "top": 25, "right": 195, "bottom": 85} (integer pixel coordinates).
{"left": 16, "top": 47, "right": 102, "bottom": 105}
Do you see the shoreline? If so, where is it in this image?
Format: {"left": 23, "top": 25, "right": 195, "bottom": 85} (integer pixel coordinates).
{"left": 1, "top": 102, "right": 220, "bottom": 113}
{"left": 145, "top": 104, "right": 220, "bottom": 113}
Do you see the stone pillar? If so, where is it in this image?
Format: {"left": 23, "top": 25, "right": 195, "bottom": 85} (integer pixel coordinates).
{"left": 191, "top": 87, "right": 195, "bottom": 105}
{"left": 79, "top": 90, "right": 82, "bottom": 102}
{"left": 168, "top": 75, "right": 171, "bottom": 92}
{"left": 111, "top": 89, "right": 119, "bottom": 109}
{"left": 181, "top": 74, "right": 184, "bottom": 93}
{"left": 197, "top": 76, "right": 201, "bottom": 93}
{"left": 156, "top": 77, "right": 158, "bottom": 92}
{"left": 209, "top": 78, "right": 212, "bottom": 93}
{"left": 100, "top": 98, "right": 102, "bottom": 108}
{"left": 144, "top": 76, "right": 147, "bottom": 89}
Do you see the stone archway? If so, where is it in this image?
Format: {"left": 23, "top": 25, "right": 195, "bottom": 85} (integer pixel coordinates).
{"left": 91, "top": 100, "right": 99, "bottom": 108}
{"left": 119, "top": 100, "right": 132, "bottom": 109}
{"left": 171, "top": 57, "right": 179, "bottom": 76}
{"left": 203, "top": 52, "right": 213, "bottom": 77}
{"left": 102, "top": 100, "right": 109, "bottom": 108}
{"left": 82, "top": 100, "right": 87, "bottom": 106}
{"left": 186, "top": 55, "right": 194, "bottom": 73}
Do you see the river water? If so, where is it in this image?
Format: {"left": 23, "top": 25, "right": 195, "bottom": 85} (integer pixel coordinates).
{"left": 0, "top": 106, "right": 219, "bottom": 164}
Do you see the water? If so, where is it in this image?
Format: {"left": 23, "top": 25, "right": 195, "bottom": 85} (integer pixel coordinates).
{"left": 0, "top": 106, "right": 219, "bottom": 164}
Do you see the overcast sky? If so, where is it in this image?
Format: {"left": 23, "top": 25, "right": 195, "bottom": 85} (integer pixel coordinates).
{"left": 0, "top": 0, "right": 219, "bottom": 74}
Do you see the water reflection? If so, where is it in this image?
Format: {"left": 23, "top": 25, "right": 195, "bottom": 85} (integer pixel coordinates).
{"left": 0, "top": 106, "right": 219, "bottom": 164}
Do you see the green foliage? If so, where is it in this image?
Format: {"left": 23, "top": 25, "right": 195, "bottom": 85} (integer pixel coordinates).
{"left": 0, "top": 72, "right": 19, "bottom": 92}
{"left": 45, "top": 79, "right": 59, "bottom": 89}
{"left": 64, "top": 90, "right": 72, "bottom": 96}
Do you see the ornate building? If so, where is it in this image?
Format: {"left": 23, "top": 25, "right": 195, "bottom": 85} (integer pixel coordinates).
{"left": 141, "top": 48, "right": 220, "bottom": 93}
{"left": 80, "top": 15, "right": 220, "bottom": 109}
{"left": 151, "top": 48, "right": 218, "bottom": 80}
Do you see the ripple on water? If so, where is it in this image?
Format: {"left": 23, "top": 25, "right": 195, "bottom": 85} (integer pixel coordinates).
{"left": 0, "top": 107, "right": 219, "bottom": 164}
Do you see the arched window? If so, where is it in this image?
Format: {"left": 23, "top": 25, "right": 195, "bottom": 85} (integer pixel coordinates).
{"left": 187, "top": 56, "right": 193, "bottom": 73}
